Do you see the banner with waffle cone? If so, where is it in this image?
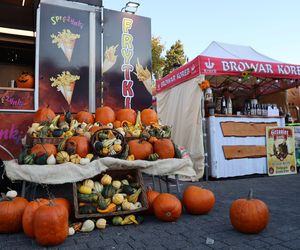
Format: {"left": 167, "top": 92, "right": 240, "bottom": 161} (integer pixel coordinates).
{"left": 50, "top": 71, "right": 80, "bottom": 105}
{"left": 51, "top": 29, "right": 80, "bottom": 62}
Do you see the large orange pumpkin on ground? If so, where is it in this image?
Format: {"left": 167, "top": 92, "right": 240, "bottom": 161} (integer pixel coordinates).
{"left": 33, "top": 202, "right": 68, "bottom": 246}
{"left": 141, "top": 109, "right": 158, "bottom": 125}
{"left": 31, "top": 144, "right": 57, "bottom": 157}
{"left": 75, "top": 111, "right": 94, "bottom": 124}
{"left": 146, "top": 187, "right": 160, "bottom": 215}
{"left": 95, "top": 106, "right": 116, "bottom": 125}
{"left": 16, "top": 72, "right": 34, "bottom": 89}
{"left": 52, "top": 198, "right": 71, "bottom": 215}
{"left": 67, "top": 136, "right": 90, "bottom": 157}
{"left": 22, "top": 198, "right": 49, "bottom": 237}
{"left": 33, "top": 107, "right": 56, "bottom": 123}
{"left": 128, "top": 139, "right": 153, "bottom": 160}
{"left": 116, "top": 109, "right": 136, "bottom": 124}
{"left": 230, "top": 189, "right": 269, "bottom": 234}
{"left": 153, "top": 193, "right": 182, "bottom": 222}
{"left": 182, "top": 186, "right": 215, "bottom": 214}
{"left": 0, "top": 197, "right": 29, "bottom": 233}
{"left": 153, "top": 139, "right": 175, "bottom": 159}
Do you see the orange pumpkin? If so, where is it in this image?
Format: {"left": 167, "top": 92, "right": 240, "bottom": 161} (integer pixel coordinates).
{"left": 95, "top": 106, "right": 116, "bottom": 125}
{"left": 0, "top": 197, "right": 29, "bottom": 233}
{"left": 16, "top": 72, "right": 34, "bottom": 88}
{"left": 52, "top": 198, "right": 71, "bottom": 216}
{"left": 33, "top": 107, "right": 56, "bottom": 123}
{"left": 75, "top": 111, "right": 94, "bottom": 124}
{"left": 33, "top": 202, "right": 68, "bottom": 246}
{"left": 153, "top": 139, "right": 175, "bottom": 159}
{"left": 67, "top": 136, "right": 90, "bottom": 157}
{"left": 113, "top": 120, "right": 122, "bottom": 128}
{"left": 116, "top": 109, "right": 136, "bottom": 124}
{"left": 230, "top": 189, "right": 269, "bottom": 234}
{"left": 148, "top": 136, "right": 158, "bottom": 144}
{"left": 146, "top": 187, "right": 160, "bottom": 215}
{"left": 141, "top": 109, "right": 158, "bottom": 125}
{"left": 182, "top": 186, "right": 215, "bottom": 215}
{"left": 89, "top": 126, "right": 102, "bottom": 134}
{"left": 153, "top": 193, "right": 182, "bottom": 222}
{"left": 128, "top": 139, "right": 153, "bottom": 160}
{"left": 22, "top": 198, "right": 49, "bottom": 238}
{"left": 31, "top": 144, "right": 57, "bottom": 157}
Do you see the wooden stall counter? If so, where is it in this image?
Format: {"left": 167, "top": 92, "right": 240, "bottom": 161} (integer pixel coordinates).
{"left": 206, "top": 114, "right": 285, "bottom": 178}
{"left": 0, "top": 87, "right": 35, "bottom": 111}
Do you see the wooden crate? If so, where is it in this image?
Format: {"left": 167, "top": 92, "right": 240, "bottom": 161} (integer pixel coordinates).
{"left": 73, "top": 169, "right": 148, "bottom": 219}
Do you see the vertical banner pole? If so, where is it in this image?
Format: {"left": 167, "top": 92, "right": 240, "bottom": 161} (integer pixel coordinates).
{"left": 100, "top": 5, "right": 104, "bottom": 107}
{"left": 89, "top": 11, "right": 96, "bottom": 112}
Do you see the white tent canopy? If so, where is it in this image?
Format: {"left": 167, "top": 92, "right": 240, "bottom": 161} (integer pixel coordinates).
{"left": 201, "top": 41, "right": 280, "bottom": 62}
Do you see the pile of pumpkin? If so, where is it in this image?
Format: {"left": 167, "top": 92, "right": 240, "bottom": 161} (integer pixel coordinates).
{"left": 77, "top": 173, "right": 144, "bottom": 215}
{"left": 146, "top": 186, "right": 269, "bottom": 235}
{"left": 0, "top": 190, "right": 71, "bottom": 246}
{"left": 0, "top": 186, "right": 270, "bottom": 246}
{"left": 19, "top": 106, "right": 179, "bottom": 165}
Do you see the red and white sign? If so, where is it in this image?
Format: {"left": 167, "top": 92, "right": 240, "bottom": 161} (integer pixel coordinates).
{"left": 199, "top": 56, "right": 300, "bottom": 78}
{"left": 156, "top": 57, "right": 199, "bottom": 93}
{"left": 156, "top": 55, "right": 300, "bottom": 94}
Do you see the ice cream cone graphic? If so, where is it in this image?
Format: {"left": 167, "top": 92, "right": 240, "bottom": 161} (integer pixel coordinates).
{"left": 59, "top": 81, "right": 75, "bottom": 105}
{"left": 60, "top": 39, "right": 76, "bottom": 62}
{"left": 51, "top": 29, "right": 80, "bottom": 62}
{"left": 50, "top": 71, "right": 80, "bottom": 106}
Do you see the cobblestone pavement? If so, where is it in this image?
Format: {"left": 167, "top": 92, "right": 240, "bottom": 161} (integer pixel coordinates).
{"left": 1, "top": 173, "right": 300, "bottom": 249}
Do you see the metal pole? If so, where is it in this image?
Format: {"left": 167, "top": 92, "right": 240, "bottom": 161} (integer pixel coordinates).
{"left": 201, "top": 91, "right": 209, "bottom": 181}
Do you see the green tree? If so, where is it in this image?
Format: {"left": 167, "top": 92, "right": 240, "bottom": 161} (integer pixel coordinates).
{"left": 151, "top": 36, "right": 165, "bottom": 80}
{"left": 163, "top": 40, "right": 186, "bottom": 77}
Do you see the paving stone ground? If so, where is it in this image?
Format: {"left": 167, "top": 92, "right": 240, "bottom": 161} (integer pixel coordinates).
{"left": 1, "top": 173, "right": 300, "bottom": 249}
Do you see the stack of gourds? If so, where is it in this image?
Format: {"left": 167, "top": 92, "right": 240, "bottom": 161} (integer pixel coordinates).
{"left": 19, "top": 105, "right": 180, "bottom": 165}
{"left": 77, "top": 173, "right": 143, "bottom": 215}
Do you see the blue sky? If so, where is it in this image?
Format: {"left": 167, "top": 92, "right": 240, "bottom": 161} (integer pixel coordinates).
{"left": 104, "top": 0, "right": 300, "bottom": 64}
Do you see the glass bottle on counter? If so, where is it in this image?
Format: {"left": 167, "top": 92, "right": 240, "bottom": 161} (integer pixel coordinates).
{"left": 261, "top": 104, "right": 266, "bottom": 116}
{"left": 227, "top": 96, "right": 232, "bottom": 115}
{"left": 250, "top": 104, "right": 256, "bottom": 116}
{"left": 256, "top": 104, "right": 262, "bottom": 116}
{"left": 221, "top": 96, "right": 227, "bottom": 114}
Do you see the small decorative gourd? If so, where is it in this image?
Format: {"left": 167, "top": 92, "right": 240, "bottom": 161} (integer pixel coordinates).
{"left": 112, "top": 180, "right": 122, "bottom": 189}
{"left": 102, "top": 185, "right": 116, "bottom": 198}
{"left": 121, "top": 199, "right": 131, "bottom": 211}
{"left": 101, "top": 174, "right": 112, "bottom": 185}
{"left": 148, "top": 153, "right": 159, "bottom": 161}
{"left": 70, "top": 154, "right": 81, "bottom": 164}
{"left": 112, "top": 194, "right": 124, "bottom": 205}
{"left": 79, "top": 185, "right": 92, "bottom": 195}
{"left": 83, "top": 179, "right": 94, "bottom": 189}
{"left": 56, "top": 151, "right": 70, "bottom": 164}
{"left": 46, "top": 154, "right": 56, "bottom": 165}
{"left": 96, "top": 218, "right": 107, "bottom": 229}
{"left": 93, "top": 181, "right": 103, "bottom": 193}
{"left": 80, "top": 158, "right": 90, "bottom": 165}
{"left": 80, "top": 219, "right": 95, "bottom": 232}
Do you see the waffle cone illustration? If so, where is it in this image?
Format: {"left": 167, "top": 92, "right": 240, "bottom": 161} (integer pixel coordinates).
{"left": 59, "top": 81, "right": 75, "bottom": 105}
{"left": 51, "top": 29, "right": 80, "bottom": 62}
{"left": 59, "top": 39, "right": 76, "bottom": 62}
{"left": 102, "top": 45, "right": 118, "bottom": 73}
{"left": 50, "top": 71, "right": 80, "bottom": 106}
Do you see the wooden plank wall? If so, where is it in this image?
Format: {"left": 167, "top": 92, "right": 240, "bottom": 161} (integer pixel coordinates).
{"left": 221, "top": 122, "right": 277, "bottom": 137}
{"left": 223, "top": 145, "right": 267, "bottom": 160}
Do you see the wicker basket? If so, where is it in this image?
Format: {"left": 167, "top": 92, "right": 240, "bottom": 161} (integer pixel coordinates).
{"left": 73, "top": 169, "right": 148, "bottom": 219}
{"left": 26, "top": 136, "right": 64, "bottom": 146}
{"left": 90, "top": 128, "right": 126, "bottom": 158}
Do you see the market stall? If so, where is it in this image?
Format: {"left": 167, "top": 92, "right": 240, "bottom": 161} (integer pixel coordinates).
{"left": 156, "top": 41, "right": 300, "bottom": 178}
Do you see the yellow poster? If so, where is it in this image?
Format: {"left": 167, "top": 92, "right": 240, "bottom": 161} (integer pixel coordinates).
{"left": 266, "top": 127, "right": 297, "bottom": 176}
